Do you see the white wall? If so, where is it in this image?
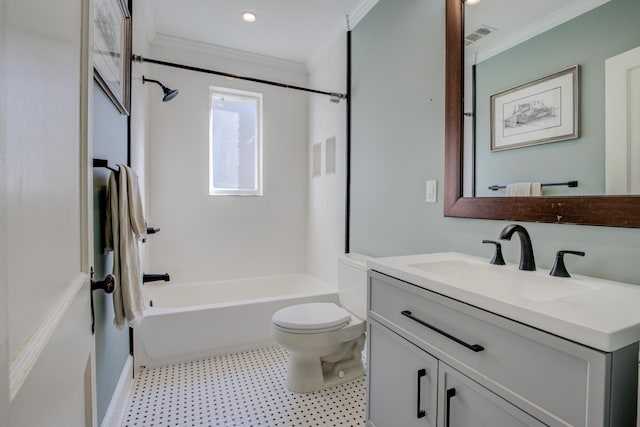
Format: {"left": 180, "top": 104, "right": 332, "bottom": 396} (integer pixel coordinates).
{"left": 145, "top": 38, "right": 309, "bottom": 282}
{"left": 306, "top": 34, "right": 349, "bottom": 287}
{"left": 0, "top": 0, "right": 9, "bottom": 422}
{"left": 131, "top": 0, "right": 152, "bottom": 264}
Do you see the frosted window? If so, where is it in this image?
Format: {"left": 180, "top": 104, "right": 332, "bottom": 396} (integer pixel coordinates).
{"left": 209, "top": 88, "right": 262, "bottom": 196}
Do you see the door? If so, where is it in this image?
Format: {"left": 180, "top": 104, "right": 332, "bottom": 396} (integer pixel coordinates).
{"left": 92, "top": 79, "right": 132, "bottom": 425}
{"left": 367, "top": 320, "right": 438, "bottom": 427}
{"left": 605, "top": 46, "right": 640, "bottom": 195}
{"left": 3, "top": 0, "right": 96, "bottom": 425}
{"left": 438, "top": 362, "right": 545, "bottom": 427}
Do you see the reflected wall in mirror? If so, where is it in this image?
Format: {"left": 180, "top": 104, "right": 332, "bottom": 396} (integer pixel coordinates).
{"left": 463, "top": 0, "right": 640, "bottom": 198}
{"left": 444, "top": 0, "right": 640, "bottom": 227}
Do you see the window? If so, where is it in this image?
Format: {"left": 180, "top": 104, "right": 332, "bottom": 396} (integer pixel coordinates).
{"left": 209, "top": 87, "right": 263, "bottom": 196}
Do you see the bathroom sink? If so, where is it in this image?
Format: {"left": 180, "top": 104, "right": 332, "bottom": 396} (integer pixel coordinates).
{"left": 368, "top": 252, "right": 640, "bottom": 352}
{"left": 407, "top": 260, "right": 599, "bottom": 302}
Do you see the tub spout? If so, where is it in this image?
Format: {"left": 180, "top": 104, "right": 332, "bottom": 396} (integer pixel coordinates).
{"left": 143, "top": 273, "right": 170, "bottom": 283}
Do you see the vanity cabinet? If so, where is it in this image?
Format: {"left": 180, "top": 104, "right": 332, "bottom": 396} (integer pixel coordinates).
{"left": 366, "top": 270, "right": 638, "bottom": 427}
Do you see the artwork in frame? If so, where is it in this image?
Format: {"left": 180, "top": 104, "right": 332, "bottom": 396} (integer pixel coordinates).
{"left": 93, "top": 0, "right": 131, "bottom": 115}
{"left": 490, "top": 65, "right": 579, "bottom": 151}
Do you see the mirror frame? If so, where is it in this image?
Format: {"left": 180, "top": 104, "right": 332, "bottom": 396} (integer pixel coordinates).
{"left": 444, "top": 0, "right": 640, "bottom": 228}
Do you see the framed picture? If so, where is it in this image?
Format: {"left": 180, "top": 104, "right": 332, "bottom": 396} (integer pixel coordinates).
{"left": 93, "top": 0, "right": 131, "bottom": 115}
{"left": 490, "top": 65, "right": 579, "bottom": 151}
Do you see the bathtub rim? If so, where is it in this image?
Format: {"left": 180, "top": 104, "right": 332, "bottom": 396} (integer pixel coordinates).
{"left": 142, "top": 273, "right": 337, "bottom": 316}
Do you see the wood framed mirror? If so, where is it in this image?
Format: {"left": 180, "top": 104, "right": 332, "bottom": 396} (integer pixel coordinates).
{"left": 444, "top": 0, "right": 640, "bottom": 227}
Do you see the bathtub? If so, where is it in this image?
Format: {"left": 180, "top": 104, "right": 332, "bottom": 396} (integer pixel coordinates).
{"left": 133, "top": 274, "right": 339, "bottom": 368}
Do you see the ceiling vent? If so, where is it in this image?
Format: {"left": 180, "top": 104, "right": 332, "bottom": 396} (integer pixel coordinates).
{"left": 465, "top": 25, "right": 496, "bottom": 46}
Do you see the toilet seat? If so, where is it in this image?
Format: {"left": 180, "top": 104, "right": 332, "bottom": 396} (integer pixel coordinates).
{"left": 272, "top": 302, "right": 351, "bottom": 334}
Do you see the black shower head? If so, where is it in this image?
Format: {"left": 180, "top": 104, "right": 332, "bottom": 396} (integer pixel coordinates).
{"left": 142, "top": 76, "right": 179, "bottom": 102}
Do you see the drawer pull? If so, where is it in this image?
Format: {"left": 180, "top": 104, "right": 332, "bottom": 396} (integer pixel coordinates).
{"left": 446, "top": 388, "right": 456, "bottom": 427}
{"left": 401, "top": 310, "right": 485, "bottom": 352}
{"left": 417, "top": 368, "right": 427, "bottom": 419}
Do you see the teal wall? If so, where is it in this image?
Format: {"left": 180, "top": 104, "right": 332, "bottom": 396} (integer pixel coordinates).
{"left": 93, "top": 81, "right": 130, "bottom": 425}
{"left": 474, "top": 0, "right": 640, "bottom": 196}
{"left": 350, "top": 0, "right": 640, "bottom": 286}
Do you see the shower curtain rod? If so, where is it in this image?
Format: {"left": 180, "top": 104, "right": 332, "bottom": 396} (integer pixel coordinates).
{"left": 132, "top": 55, "right": 348, "bottom": 100}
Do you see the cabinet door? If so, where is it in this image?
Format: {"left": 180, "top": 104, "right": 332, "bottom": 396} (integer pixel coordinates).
{"left": 367, "top": 320, "right": 438, "bottom": 427}
{"left": 438, "top": 362, "right": 546, "bottom": 427}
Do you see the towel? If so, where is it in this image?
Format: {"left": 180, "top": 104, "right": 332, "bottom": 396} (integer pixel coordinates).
{"left": 105, "top": 165, "right": 147, "bottom": 329}
{"left": 505, "top": 182, "right": 542, "bottom": 197}
{"left": 531, "top": 182, "right": 542, "bottom": 196}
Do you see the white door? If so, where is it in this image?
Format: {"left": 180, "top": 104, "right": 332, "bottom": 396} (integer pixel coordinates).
{"left": 605, "top": 46, "right": 640, "bottom": 195}
{"left": 3, "top": 0, "right": 97, "bottom": 425}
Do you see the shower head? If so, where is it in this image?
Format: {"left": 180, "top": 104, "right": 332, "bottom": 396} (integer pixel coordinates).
{"left": 142, "top": 76, "right": 179, "bottom": 102}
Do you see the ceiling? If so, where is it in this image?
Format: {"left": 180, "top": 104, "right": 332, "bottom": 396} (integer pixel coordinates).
{"left": 147, "top": 0, "right": 371, "bottom": 65}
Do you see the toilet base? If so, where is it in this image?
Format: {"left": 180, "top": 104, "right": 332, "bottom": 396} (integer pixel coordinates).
{"left": 286, "top": 334, "right": 366, "bottom": 393}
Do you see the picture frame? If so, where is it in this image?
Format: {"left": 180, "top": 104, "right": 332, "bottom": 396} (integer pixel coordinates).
{"left": 490, "top": 65, "right": 579, "bottom": 151}
{"left": 93, "top": 0, "right": 131, "bottom": 115}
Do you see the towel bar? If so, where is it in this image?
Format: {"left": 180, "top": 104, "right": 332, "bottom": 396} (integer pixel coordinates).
{"left": 489, "top": 180, "right": 578, "bottom": 191}
{"left": 93, "top": 158, "right": 119, "bottom": 172}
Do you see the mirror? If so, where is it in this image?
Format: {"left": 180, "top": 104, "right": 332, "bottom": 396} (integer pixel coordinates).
{"left": 463, "top": 0, "right": 639, "bottom": 198}
{"left": 444, "top": 0, "right": 640, "bottom": 227}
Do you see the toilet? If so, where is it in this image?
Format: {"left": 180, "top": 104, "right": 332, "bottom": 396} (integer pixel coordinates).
{"left": 271, "top": 253, "right": 370, "bottom": 393}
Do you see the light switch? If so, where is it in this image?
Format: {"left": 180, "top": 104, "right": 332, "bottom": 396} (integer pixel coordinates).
{"left": 426, "top": 180, "right": 437, "bottom": 203}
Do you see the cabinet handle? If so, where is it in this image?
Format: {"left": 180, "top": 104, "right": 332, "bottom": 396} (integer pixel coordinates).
{"left": 446, "top": 388, "right": 456, "bottom": 427}
{"left": 401, "top": 310, "right": 485, "bottom": 352}
{"left": 416, "top": 368, "right": 427, "bottom": 419}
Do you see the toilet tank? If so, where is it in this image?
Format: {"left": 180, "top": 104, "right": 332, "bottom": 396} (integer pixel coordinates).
{"left": 338, "top": 253, "right": 371, "bottom": 320}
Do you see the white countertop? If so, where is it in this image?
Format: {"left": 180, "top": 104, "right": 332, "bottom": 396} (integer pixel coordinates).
{"left": 368, "top": 252, "right": 640, "bottom": 352}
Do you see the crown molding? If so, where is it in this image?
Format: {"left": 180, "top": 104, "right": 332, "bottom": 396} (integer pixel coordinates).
{"left": 475, "top": 0, "right": 611, "bottom": 63}
{"left": 151, "top": 34, "right": 308, "bottom": 75}
{"left": 306, "top": 0, "right": 379, "bottom": 71}
{"left": 349, "top": 0, "right": 380, "bottom": 29}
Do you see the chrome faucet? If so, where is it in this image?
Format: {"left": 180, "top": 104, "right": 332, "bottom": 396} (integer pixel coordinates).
{"left": 498, "top": 224, "right": 536, "bottom": 271}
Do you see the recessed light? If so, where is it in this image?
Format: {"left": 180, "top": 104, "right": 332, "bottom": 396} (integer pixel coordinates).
{"left": 464, "top": 0, "right": 482, "bottom": 5}
{"left": 242, "top": 12, "right": 257, "bottom": 23}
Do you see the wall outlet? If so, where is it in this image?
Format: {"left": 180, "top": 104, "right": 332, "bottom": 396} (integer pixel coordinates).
{"left": 426, "top": 180, "right": 437, "bottom": 203}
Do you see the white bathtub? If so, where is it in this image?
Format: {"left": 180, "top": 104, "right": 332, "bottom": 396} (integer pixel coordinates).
{"left": 133, "top": 274, "right": 339, "bottom": 368}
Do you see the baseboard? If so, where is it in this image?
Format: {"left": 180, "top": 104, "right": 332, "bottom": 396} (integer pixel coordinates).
{"left": 101, "top": 355, "right": 133, "bottom": 427}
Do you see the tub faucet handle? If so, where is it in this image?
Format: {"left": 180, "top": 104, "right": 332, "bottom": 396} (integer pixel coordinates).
{"left": 482, "top": 240, "right": 506, "bottom": 265}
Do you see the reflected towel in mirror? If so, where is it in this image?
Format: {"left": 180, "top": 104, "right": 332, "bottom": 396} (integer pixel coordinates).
{"left": 505, "top": 182, "right": 542, "bottom": 197}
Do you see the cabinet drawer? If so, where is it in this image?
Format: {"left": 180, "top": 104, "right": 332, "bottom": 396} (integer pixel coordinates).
{"left": 368, "top": 271, "right": 609, "bottom": 426}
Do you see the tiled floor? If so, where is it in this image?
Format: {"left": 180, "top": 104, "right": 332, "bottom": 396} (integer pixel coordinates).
{"left": 123, "top": 346, "right": 366, "bottom": 426}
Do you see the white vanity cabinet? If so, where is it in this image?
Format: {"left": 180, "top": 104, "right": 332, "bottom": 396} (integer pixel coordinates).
{"left": 366, "top": 270, "right": 638, "bottom": 427}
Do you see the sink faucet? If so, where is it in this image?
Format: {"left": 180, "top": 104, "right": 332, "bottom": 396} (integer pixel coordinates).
{"left": 498, "top": 224, "right": 536, "bottom": 271}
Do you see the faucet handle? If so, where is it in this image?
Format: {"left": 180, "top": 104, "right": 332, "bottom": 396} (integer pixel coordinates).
{"left": 550, "top": 250, "right": 585, "bottom": 278}
{"left": 482, "top": 240, "right": 506, "bottom": 265}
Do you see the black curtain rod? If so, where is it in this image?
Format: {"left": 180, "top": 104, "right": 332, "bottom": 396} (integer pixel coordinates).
{"left": 132, "top": 55, "right": 347, "bottom": 100}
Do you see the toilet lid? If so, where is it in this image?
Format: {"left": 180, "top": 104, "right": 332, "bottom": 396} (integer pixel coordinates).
{"left": 272, "top": 303, "right": 351, "bottom": 332}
